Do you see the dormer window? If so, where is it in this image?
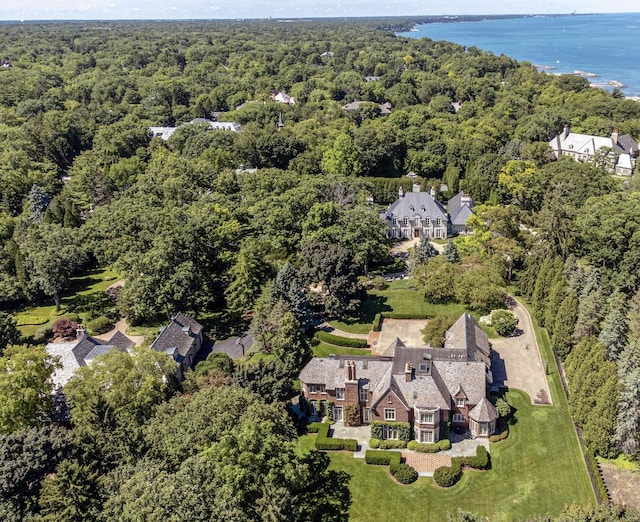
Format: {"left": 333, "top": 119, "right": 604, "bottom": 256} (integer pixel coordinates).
{"left": 409, "top": 205, "right": 414, "bottom": 211}
{"left": 456, "top": 397, "right": 465, "bottom": 407}
{"left": 403, "top": 217, "right": 408, "bottom": 226}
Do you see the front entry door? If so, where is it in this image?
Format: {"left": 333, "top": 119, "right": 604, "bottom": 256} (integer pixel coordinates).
{"left": 334, "top": 407, "right": 343, "bottom": 422}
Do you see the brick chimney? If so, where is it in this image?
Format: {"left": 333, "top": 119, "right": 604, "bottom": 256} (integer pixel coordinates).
{"left": 611, "top": 129, "right": 619, "bottom": 148}
{"left": 562, "top": 124, "right": 570, "bottom": 140}
{"left": 405, "top": 361, "right": 412, "bottom": 382}
{"left": 398, "top": 186, "right": 404, "bottom": 198}
{"left": 76, "top": 325, "right": 86, "bottom": 340}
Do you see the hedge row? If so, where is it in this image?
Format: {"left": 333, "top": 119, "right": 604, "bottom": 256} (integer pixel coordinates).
{"left": 380, "top": 312, "right": 430, "bottom": 320}
{"left": 315, "top": 330, "right": 368, "bottom": 348}
{"left": 373, "top": 313, "right": 383, "bottom": 332}
{"left": 406, "top": 439, "right": 452, "bottom": 453}
{"left": 379, "top": 439, "right": 407, "bottom": 449}
{"left": 433, "top": 446, "right": 490, "bottom": 488}
{"left": 489, "top": 428, "right": 509, "bottom": 443}
{"left": 313, "top": 422, "right": 358, "bottom": 452}
{"left": 588, "top": 449, "right": 609, "bottom": 503}
{"left": 364, "top": 450, "right": 402, "bottom": 467}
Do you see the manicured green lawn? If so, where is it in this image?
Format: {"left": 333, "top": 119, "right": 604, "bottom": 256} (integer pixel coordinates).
{"left": 331, "top": 280, "right": 468, "bottom": 334}
{"left": 299, "top": 389, "right": 593, "bottom": 521}
{"left": 15, "top": 266, "right": 120, "bottom": 338}
{"left": 312, "top": 341, "right": 371, "bottom": 358}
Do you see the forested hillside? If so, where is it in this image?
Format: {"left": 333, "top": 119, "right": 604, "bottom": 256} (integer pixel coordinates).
{"left": 0, "top": 19, "right": 639, "bottom": 520}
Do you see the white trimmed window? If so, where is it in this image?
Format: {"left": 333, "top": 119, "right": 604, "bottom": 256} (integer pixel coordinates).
{"left": 359, "top": 387, "right": 368, "bottom": 401}
{"left": 419, "top": 430, "right": 434, "bottom": 443}
{"left": 420, "top": 412, "right": 434, "bottom": 424}
{"left": 435, "top": 228, "right": 442, "bottom": 238}
{"left": 456, "top": 397, "right": 465, "bottom": 407}
{"left": 387, "top": 394, "right": 393, "bottom": 404}
{"left": 425, "top": 217, "right": 430, "bottom": 226}
{"left": 382, "top": 425, "right": 398, "bottom": 439}
{"left": 436, "top": 217, "right": 442, "bottom": 226}
{"left": 384, "top": 408, "right": 396, "bottom": 421}
{"left": 335, "top": 388, "right": 345, "bottom": 400}
{"left": 308, "top": 384, "right": 325, "bottom": 393}
{"left": 403, "top": 217, "right": 408, "bottom": 226}
{"left": 453, "top": 413, "right": 465, "bottom": 422}
{"left": 414, "top": 218, "right": 420, "bottom": 226}
{"left": 392, "top": 217, "right": 397, "bottom": 225}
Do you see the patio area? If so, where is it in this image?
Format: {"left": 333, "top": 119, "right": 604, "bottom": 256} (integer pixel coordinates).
{"left": 329, "top": 422, "right": 489, "bottom": 475}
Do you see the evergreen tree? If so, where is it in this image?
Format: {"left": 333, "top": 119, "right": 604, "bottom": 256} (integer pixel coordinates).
{"left": 598, "top": 307, "right": 628, "bottom": 361}
{"left": 27, "top": 184, "right": 51, "bottom": 224}
{"left": 574, "top": 270, "right": 603, "bottom": 341}
{"left": 614, "top": 340, "right": 640, "bottom": 455}
{"left": 409, "top": 237, "right": 438, "bottom": 272}
{"left": 532, "top": 257, "right": 559, "bottom": 325}
{"left": 442, "top": 240, "right": 460, "bottom": 263}
{"left": 273, "top": 262, "right": 311, "bottom": 329}
{"left": 544, "top": 271, "right": 566, "bottom": 336}
{"left": 551, "top": 292, "right": 578, "bottom": 359}
{"left": 270, "top": 312, "right": 311, "bottom": 374}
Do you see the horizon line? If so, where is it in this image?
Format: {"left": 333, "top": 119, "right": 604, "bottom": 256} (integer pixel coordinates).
{"left": 0, "top": 12, "right": 639, "bottom": 23}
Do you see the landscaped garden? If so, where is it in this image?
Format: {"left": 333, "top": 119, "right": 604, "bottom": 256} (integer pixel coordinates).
{"left": 14, "top": 266, "right": 120, "bottom": 339}
{"left": 298, "top": 389, "right": 593, "bottom": 521}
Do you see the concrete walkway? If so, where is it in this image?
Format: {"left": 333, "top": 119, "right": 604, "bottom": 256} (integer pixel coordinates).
{"left": 318, "top": 322, "right": 369, "bottom": 340}
{"left": 490, "top": 296, "right": 552, "bottom": 405}
{"left": 94, "top": 318, "right": 146, "bottom": 346}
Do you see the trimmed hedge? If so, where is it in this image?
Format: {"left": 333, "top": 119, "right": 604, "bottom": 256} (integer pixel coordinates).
{"left": 315, "top": 330, "right": 368, "bottom": 348}
{"left": 379, "top": 439, "right": 407, "bottom": 449}
{"left": 373, "top": 313, "right": 383, "bottom": 332}
{"left": 588, "top": 449, "right": 609, "bottom": 503}
{"left": 489, "top": 428, "right": 509, "bottom": 443}
{"left": 371, "top": 421, "right": 412, "bottom": 442}
{"left": 364, "top": 450, "right": 402, "bottom": 467}
{"left": 87, "top": 315, "right": 113, "bottom": 335}
{"left": 437, "top": 439, "right": 451, "bottom": 451}
{"left": 433, "top": 446, "right": 490, "bottom": 488}
{"left": 313, "top": 422, "right": 358, "bottom": 451}
{"left": 434, "top": 463, "right": 462, "bottom": 487}
{"left": 33, "top": 325, "right": 53, "bottom": 343}
{"left": 381, "top": 312, "right": 429, "bottom": 320}
{"left": 369, "top": 438, "right": 381, "bottom": 449}
{"left": 307, "top": 422, "right": 324, "bottom": 434}
{"left": 392, "top": 463, "right": 418, "bottom": 484}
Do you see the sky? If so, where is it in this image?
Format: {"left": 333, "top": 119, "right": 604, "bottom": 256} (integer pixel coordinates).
{"left": 0, "top": 0, "right": 638, "bottom": 21}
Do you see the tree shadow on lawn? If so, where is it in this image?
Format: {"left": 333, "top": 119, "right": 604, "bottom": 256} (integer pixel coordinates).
{"left": 340, "top": 295, "right": 392, "bottom": 326}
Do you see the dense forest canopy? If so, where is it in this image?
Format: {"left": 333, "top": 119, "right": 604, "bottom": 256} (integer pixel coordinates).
{"left": 0, "top": 18, "right": 639, "bottom": 520}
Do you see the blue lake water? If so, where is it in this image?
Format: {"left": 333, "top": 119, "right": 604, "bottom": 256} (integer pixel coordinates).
{"left": 398, "top": 13, "right": 640, "bottom": 96}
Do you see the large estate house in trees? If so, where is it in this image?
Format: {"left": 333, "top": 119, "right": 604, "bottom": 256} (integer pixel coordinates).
{"left": 299, "top": 314, "right": 498, "bottom": 441}
{"left": 383, "top": 186, "right": 475, "bottom": 239}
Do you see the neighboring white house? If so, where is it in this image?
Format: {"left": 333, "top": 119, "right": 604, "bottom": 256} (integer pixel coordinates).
{"left": 149, "top": 118, "right": 241, "bottom": 141}
{"left": 272, "top": 91, "right": 296, "bottom": 105}
{"left": 549, "top": 125, "right": 639, "bottom": 175}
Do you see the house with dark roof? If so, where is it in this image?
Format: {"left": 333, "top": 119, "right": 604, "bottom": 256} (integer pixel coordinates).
{"left": 342, "top": 100, "right": 392, "bottom": 115}
{"left": 447, "top": 191, "right": 475, "bottom": 234}
{"left": 549, "top": 125, "right": 639, "bottom": 175}
{"left": 299, "top": 314, "right": 497, "bottom": 441}
{"left": 46, "top": 326, "right": 136, "bottom": 388}
{"left": 150, "top": 312, "right": 204, "bottom": 380}
{"left": 382, "top": 187, "right": 476, "bottom": 239}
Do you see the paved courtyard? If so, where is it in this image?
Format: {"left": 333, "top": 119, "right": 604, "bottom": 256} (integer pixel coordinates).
{"left": 490, "top": 298, "right": 552, "bottom": 405}
{"left": 330, "top": 422, "right": 488, "bottom": 475}
{"left": 374, "top": 318, "right": 428, "bottom": 355}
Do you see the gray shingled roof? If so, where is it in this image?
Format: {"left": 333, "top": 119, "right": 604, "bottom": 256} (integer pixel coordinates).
{"left": 151, "top": 313, "right": 203, "bottom": 359}
{"left": 469, "top": 397, "right": 499, "bottom": 422}
{"left": 299, "top": 358, "right": 391, "bottom": 392}
{"left": 299, "top": 314, "right": 491, "bottom": 413}
{"left": 46, "top": 330, "right": 136, "bottom": 388}
{"left": 387, "top": 192, "right": 448, "bottom": 222}
{"left": 447, "top": 192, "right": 475, "bottom": 227}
